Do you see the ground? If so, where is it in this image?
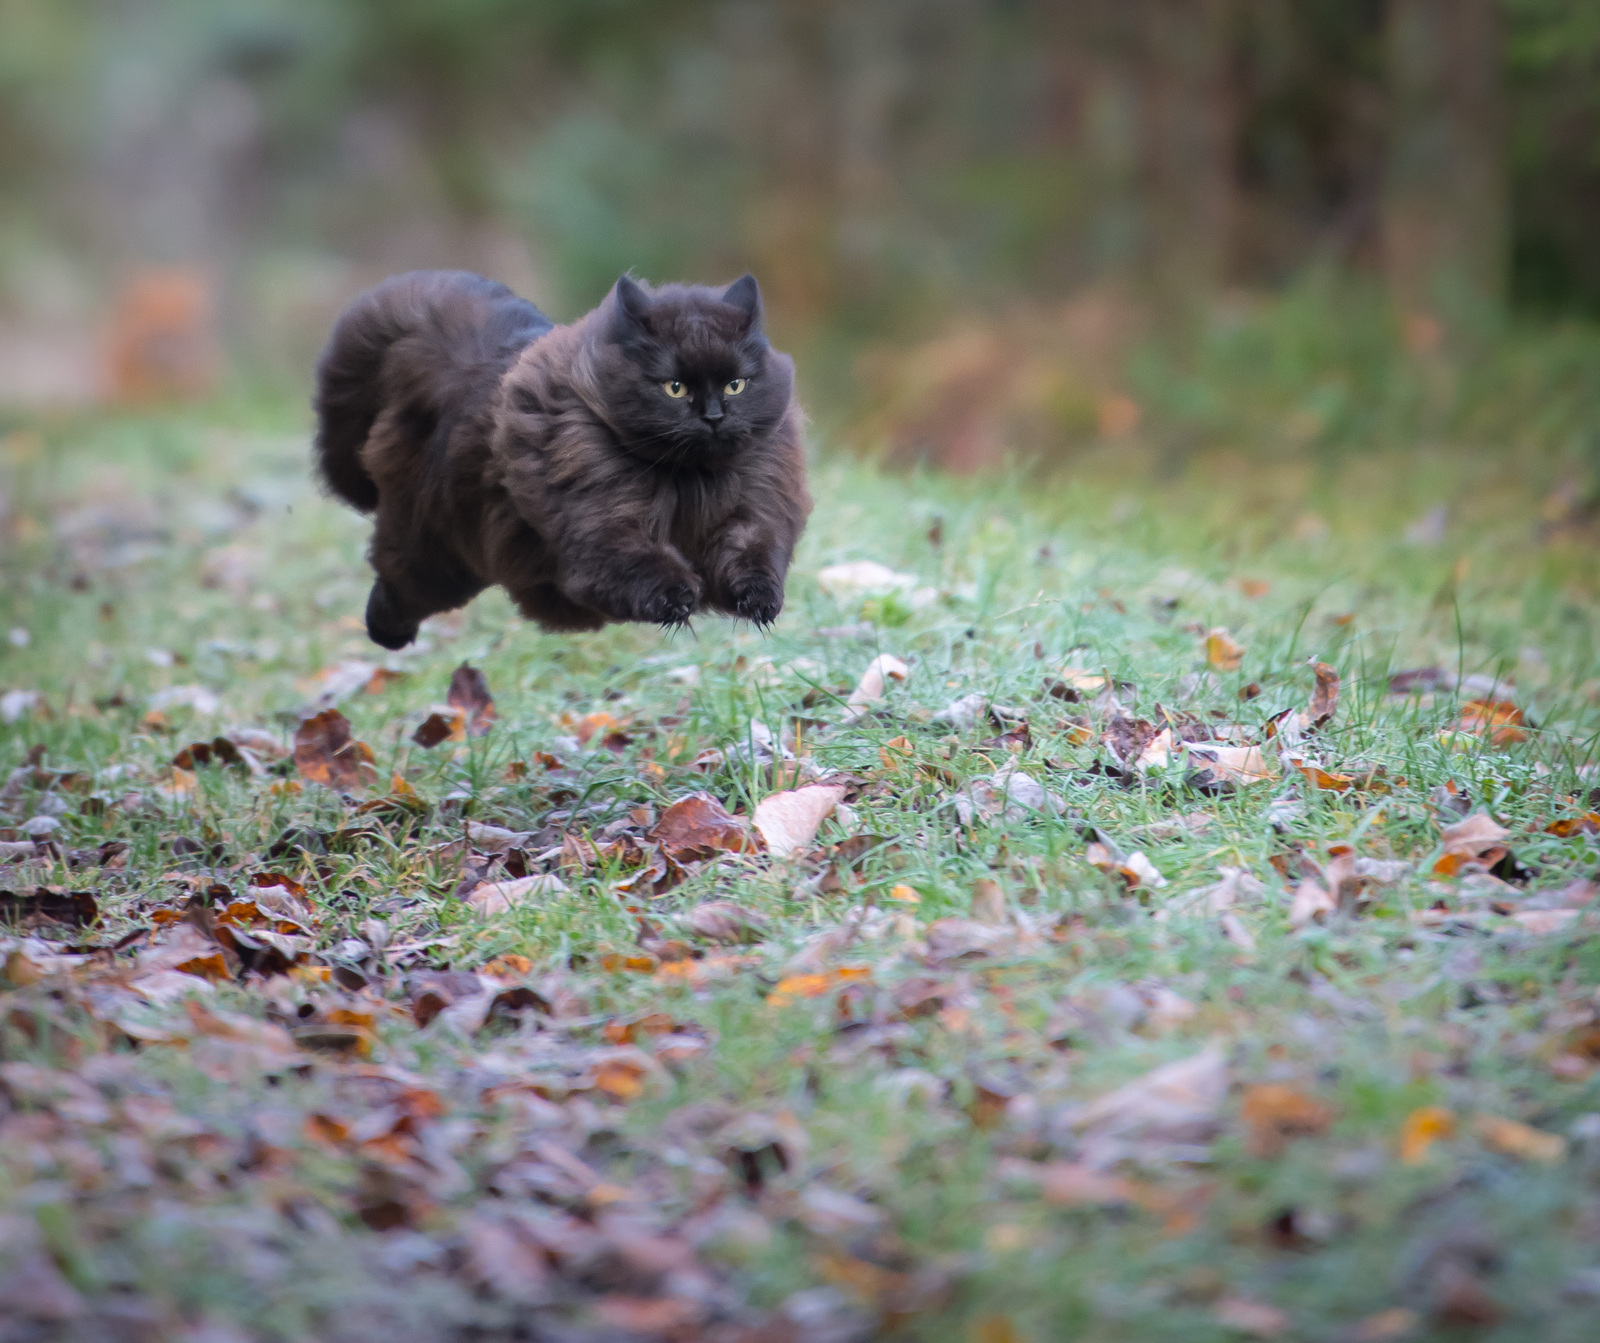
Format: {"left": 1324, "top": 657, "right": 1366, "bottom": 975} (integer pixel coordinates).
{"left": 0, "top": 410, "right": 1597, "bottom": 1343}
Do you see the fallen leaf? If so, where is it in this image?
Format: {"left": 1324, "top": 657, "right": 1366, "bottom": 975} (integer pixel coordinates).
{"left": 887, "top": 883, "right": 921, "bottom": 904}
{"left": 753, "top": 783, "right": 846, "bottom": 856}
{"left": 651, "top": 793, "right": 763, "bottom": 862}
{"left": 1075, "top": 1045, "right": 1229, "bottom": 1143}
{"left": 1087, "top": 844, "right": 1168, "bottom": 890}
{"left": 1399, "top": 1105, "right": 1455, "bottom": 1163}
{"left": 768, "top": 966, "right": 871, "bottom": 1006}
{"left": 294, "top": 709, "right": 377, "bottom": 791}
{"left": 1035, "top": 1162, "right": 1137, "bottom": 1207}
{"left": 842, "top": 653, "right": 910, "bottom": 720}
{"left": 1454, "top": 699, "right": 1526, "bottom": 746}
{"left": 0, "top": 888, "right": 98, "bottom": 928}
{"left": 411, "top": 707, "right": 464, "bottom": 748}
{"left": 685, "top": 900, "right": 768, "bottom": 943}
{"left": 970, "top": 877, "right": 1007, "bottom": 923}
{"left": 1473, "top": 1114, "right": 1566, "bottom": 1162}
{"left": 465, "top": 873, "right": 567, "bottom": 916}
{"left": 1349, "top": 1308, "right": 1421, "bottom": 1342}
{"left": 1212, "top": 1297, "right": 1289, "bottom": 1338}
{"left": 1546, "top": 813, "right": 1600, "bottom": 838}
{"left": 1307, "top": 661, "right": 1340, "bottom": 728}
{"left": 1240, "top": 1084, "right": 1334, "bottom": 1157}
{"left": 447, "top": 663, "right": 496, "bottom": 736}
{"left": 1187, "top": 743, "right": 1276, "bottom": 784}
{"left": 1289, "top": 877, "right": 1336, "bottom": 929}
{"left": 1205, "top": 628, "right": 1245, "bottom": 672}
{"left": 1433, "top": 812, "right": 1511, "bottom": 876}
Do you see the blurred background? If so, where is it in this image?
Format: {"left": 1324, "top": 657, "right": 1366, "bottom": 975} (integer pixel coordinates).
{"left": 0, "top": 0, "right": 1597, "bottom": 494}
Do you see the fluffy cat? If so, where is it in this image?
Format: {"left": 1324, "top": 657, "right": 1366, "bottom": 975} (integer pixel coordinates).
{"left": 312, "top": 269, "right": 811, "bottom": 649}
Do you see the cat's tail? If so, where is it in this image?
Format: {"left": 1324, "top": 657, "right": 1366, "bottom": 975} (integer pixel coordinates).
{"left": 311, "top": 270, "right": 549, "bottom": 513}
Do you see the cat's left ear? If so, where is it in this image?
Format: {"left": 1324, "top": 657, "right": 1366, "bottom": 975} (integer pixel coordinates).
{"left": 721, "top": 274, "right": 763, "bottom": 332}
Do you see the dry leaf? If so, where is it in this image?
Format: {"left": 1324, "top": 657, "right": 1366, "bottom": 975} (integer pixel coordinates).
{"left": 685, "top": 901, "right": 768, "bottom": 943}
{"left": 1288, "top": 877, "right": 1336, "bottom": 929}
{"left": 1240, "top": 1083, "right": 1334, "bottom": 1157}
{"left": 1087, "top": 844, "right": 1168, "bottom": 890}
{"left": 1205, "top": 627, "right": 1245, "bottom": 672}
{"left": 1433, "top": 812, "right": 1511, "bottom": 876}
{"left": 447, "top": 663, "right": 496, "bottom": 736}
{"left": 842, "top": 654, "right": 909, "bottom": 720}
{"left": 970, "top": 877, "right": 1007, "bottom": 923}
{"left": 412, "top": 706, "right": 464, "bottom": 748}
{"left": 1035, "top": 1162, "right": 1137, "bottom": 1207}
{"left": 767, "top": 966, "right": 871, "bottom": 1006}
{"left": 1399, "top": 1105, "right": 1455, "bottom": 1163}
{"left": 1473, "top": 1114, "right": 1566, "bottom": 1162}
{"left": 1454, "top": 699, "right": 1526, "bottom": 746}
{"left": 1075, "top": 1045, "right": 1229, "bottom": 1142}
{"left": 465, "top": 873, "right": 567, "bottom": 916}
{"left": 294, "top": 709, "right": 377, "bottom": 791}
{"left": 1212, "top": 1297, "right": 1289, "bottom": 1338}
{"left": 1187, "top": 743, "right": 1276, "bottom": 783}
{"left": 1307, "top": 660, "right": 1340, "bottom": 728}
{"left": 752, "top": 783, "right": 846, "bottom": 857}
{"left": 651, "top": 793, "right": 763, "bottom": 862}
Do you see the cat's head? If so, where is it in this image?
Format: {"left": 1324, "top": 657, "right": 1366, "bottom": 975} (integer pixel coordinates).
{"left": 587, "top": 274, "right": 793, "bottom": 468}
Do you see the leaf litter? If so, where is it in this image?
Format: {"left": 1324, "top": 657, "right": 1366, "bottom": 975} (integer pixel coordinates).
{"left": 4, "top": 450, "right": 1600, "bottom": 1340}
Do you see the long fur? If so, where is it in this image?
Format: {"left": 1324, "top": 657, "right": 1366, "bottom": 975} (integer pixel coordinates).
{"left": 311, "top": 269, "right": 811, "bottom": 649}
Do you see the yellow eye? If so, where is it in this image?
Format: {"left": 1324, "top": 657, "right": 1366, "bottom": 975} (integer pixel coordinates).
{"left": 724, "top": 378, "right": 746, "bottom": 396}
{"left": 663, "top": 380, "right": 687, "bottom": 398}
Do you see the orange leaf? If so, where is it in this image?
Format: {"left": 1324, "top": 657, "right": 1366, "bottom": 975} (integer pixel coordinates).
{"left": 1240, "top": 1083, "right": 1334, "bottom": 1157}
{"left": 1455, "top": 699, "right": 1527, "bottom": 746}
{"left": 294, "top": 709, "right": 377, "bottom": 791}
{"left": 1204, "top": 627, "right": 1245, "bottom": 672}
{"left": 1399, "top": 1105, "right": 1455, "bottom": 1163}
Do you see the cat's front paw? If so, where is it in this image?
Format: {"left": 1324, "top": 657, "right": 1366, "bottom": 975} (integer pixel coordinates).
{"left": 729, "top": 571, "right": 784, "bottom": 627}
{"left": 639, "top": 575, "right": 702, "bottom": 626}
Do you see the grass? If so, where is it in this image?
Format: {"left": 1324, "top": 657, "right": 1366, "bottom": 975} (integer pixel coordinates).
{"left": 0, "top": 402, "right": 1597, "bottom": 1342}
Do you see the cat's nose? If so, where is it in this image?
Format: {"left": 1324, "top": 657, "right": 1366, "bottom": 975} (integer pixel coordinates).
{"left": 701, "top": 397, "right": 724, "bottom": 427}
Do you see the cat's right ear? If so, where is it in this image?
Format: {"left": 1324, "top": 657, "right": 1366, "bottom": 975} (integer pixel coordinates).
{"left": 611, "top": 275, "right": 652, "bottom": 341}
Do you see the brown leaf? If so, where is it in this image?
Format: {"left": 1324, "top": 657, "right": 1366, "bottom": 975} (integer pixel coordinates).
{"left": 1473, "top": 1114, "right": 1566, "bottom": 1162}
{"left": 1212, "top": 1297, "right": 1289, "bottom": 1338}
{"left": 1241, "top": 1083, "right": 1334, "bottom": 1157}
{"left": 752, "top": 783, "right": 845, "bottom": 857}
{"left": 1102, "top": 715, "right": 1157, "bottom": 765}
{"left": 294, "top": 709, "right": 377, "bottom": 791}
{"left": 1434, "top": 813, "right": 1510, "bottom": 877}
{"left": 411, "top": 708, "right": 463, "bottom": 748}
{"left": 1288, "top": 877, "right": 1336, "bottom": 929}
{"left": 0, "top": 888, "right": 98, "bottom": 928}
{"left": 447, "top": 663, "right": 496, "bottom": 737}
{"left": 1035, "top": 1161, "right": 1137, "bottom": 1207}
{"left": 1307, "top": 661, "right": 1340, "bottom": 729}
{"left": 685, "top": 900, "right": 768, "bottom": 943}
{"left": 465, "top": 873, "right": 567, "bottom": 917}
{"left": 1205, "top": 627, "right": 1245, "bottom": 672}
{"left": 1545, "top": 813, "right": 1600, "bottom": 838}
{"left": 1454, "top": 699, "right": 1526, "bottom": 746}
{"left": 650, "top": 792, "right": 763, "bottom": 862}
{"left": 461, "top": 1216, "right": 550, "bottom": 1304}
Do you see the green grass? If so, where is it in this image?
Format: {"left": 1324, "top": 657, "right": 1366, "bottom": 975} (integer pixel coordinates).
{"left": 0, "top": 404, "right": 1597, "bottom": 1342}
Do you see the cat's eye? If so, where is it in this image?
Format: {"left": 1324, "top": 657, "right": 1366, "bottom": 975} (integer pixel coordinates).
{"left": 724, "top": 378, "right": 747, "bottom": 396}
{"left": 663, "top": 380, "right": 687, "bottom": 398}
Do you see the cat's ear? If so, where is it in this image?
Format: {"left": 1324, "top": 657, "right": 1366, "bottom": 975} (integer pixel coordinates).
{"left": 611, "top": 275, "right": 653, "bottom": 339}
{"left": 721, "top": 274, "right": 763, "bottom": 331}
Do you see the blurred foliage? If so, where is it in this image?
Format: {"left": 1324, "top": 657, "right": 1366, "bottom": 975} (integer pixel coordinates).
{"left": 1, "top": 0, "right": 1599, "bottom": 443}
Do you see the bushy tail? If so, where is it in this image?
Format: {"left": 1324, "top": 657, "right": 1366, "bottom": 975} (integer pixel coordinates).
{"left": 311, "top": 270, "right": 548, "bottom": 513}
